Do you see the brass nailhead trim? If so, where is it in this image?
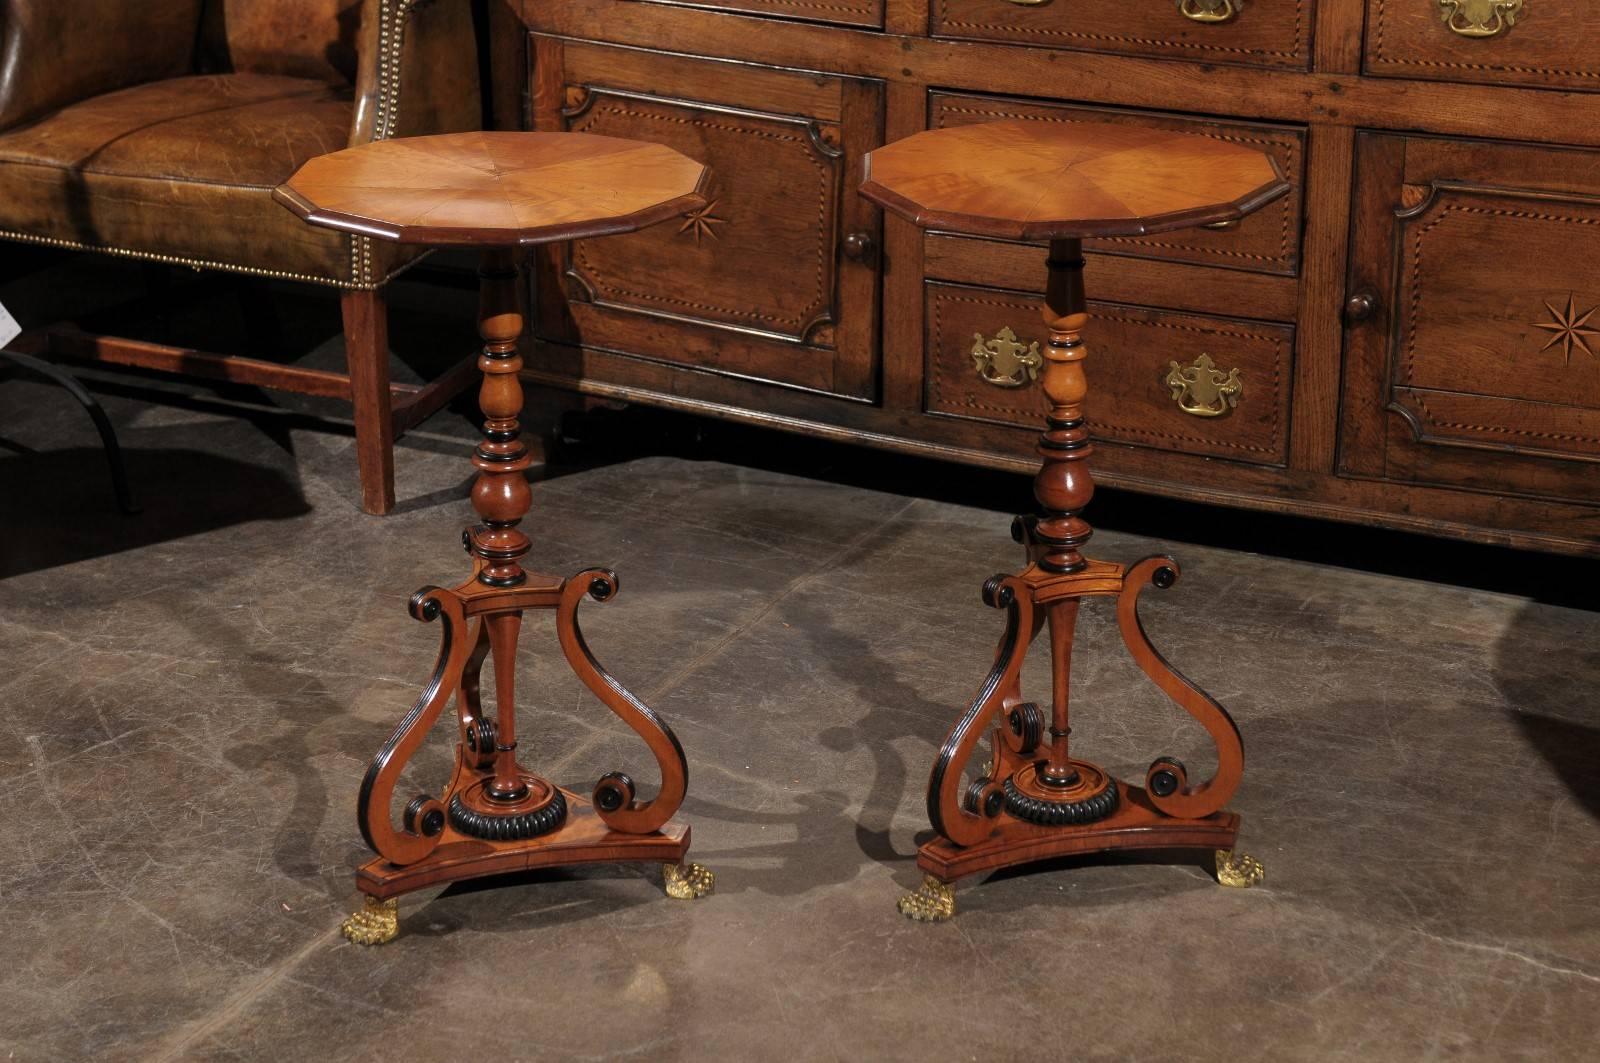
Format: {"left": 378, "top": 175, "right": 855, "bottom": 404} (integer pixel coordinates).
{"left": 0, "top": 228, "right": 428, "bottom": 290}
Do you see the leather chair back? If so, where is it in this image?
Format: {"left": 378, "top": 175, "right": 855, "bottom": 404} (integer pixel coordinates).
{"left": 0, "top": 0, "right": 204, "bottom": 130}
{"left": 198, "top": 0, "right": 363, "bottom": 85}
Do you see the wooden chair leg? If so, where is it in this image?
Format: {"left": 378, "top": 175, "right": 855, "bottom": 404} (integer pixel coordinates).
{"left": 341, "top": 287, "right": 395, "bottom": 515}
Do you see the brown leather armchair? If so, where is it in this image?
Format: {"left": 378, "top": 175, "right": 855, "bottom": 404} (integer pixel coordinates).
{"left": 0, "top": 0, "right": 481, "bottom": 513}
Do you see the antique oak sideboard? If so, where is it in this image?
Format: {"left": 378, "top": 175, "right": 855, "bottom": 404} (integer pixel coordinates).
{"left": 499, "top": 0, "right": 1600, "bottom": 555}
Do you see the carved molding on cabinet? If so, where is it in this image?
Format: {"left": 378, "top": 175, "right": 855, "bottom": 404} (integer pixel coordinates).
{"left": 1387, "top": 389, "right": 1600, "bottom": 461}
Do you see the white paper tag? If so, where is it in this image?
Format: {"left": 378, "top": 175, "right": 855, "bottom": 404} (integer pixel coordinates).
{"left": 0, "top": 298, "right": 19, "bottom": 350}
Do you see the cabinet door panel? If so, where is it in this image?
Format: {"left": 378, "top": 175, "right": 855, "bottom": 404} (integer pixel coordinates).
{"left": 532, "top": 39, "right": 883, "bottom": 399}
{"left": 1342, "top": 133, "right": 1600, "bottom": 502}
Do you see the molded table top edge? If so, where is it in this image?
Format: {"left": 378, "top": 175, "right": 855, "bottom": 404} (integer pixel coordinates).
{"left": 273, "top": 183, "right": 710, "bottom": 247}
{"left": 275, "top": 131, "right": 711, "bottom": 247}
{"left": 860, "top": 154, "right": 1291, "bottom": 241}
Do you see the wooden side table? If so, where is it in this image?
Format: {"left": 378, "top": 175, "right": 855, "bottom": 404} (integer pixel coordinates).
{"left": 860, "top": 120, "right": 1292, "bottom": 920}
{"left": 277, "top": 131, "right": 715, "bottom": 944}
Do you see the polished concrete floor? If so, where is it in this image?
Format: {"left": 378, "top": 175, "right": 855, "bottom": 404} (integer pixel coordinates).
{"left": 3, "top": 261, "right": 1599, "bottom": 1061}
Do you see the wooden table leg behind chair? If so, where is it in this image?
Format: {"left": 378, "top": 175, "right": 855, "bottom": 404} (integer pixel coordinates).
{"left": 899, "top": 241, "right": 1263, "bottom": 922}
{"left": 338, "top": 248, "right": 712, "bottom": 946}
{"left": 340, "top": 287, "right": 395, "bottom": 517}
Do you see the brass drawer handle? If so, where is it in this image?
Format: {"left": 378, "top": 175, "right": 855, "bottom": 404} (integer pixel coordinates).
{"left": 1002, "top": 0, "right": 1051, "bottom": 6}
{"left": 1165, "top": 354, "right": 1242, "bottom": 417}
{"left": 1176, "top": 0, "right": 1238, "bottom": 24}
{"left": 972, "top": 327, "right": 1042, "bottom": 388}
{"left": 1439, "top": 0, "right": 1522, "bottom": 38}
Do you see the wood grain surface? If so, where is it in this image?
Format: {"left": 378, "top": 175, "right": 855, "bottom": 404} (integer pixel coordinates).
{"left": 278, "top": 130, "right": 708, "bottom": 246}
{"left": 860, "top": 119, "right": 1289, "bottom": 240}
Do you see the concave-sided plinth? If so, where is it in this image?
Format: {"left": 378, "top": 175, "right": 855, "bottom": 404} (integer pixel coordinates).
{"left": 859, "top": 121, "right": 1289, "bottom": 920}
{"left": 278, "top": 133, "right": 716, "bottom": 944}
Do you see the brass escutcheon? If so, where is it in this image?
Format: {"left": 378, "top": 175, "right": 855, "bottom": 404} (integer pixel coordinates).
{"left": 1165, "top": 353, "right": 1242, "bottom": 417}
{"left": 1438, "top": 0, "right": 1523, "bottom": 38}
{"left": 972, "top": 327, "right": 1043, "bottom": 388}
{"left": 1176, "top": 0, "right": 1238, "bottom": 24}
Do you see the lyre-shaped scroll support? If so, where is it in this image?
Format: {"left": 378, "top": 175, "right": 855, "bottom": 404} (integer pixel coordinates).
{"left": 1118, "top": 556, "right": 1244, "bottom": 820}
{"left": 927, "top": 574, "right": 1035, "bottom": 848}
{"left": 556, "top": 568, "right": 689, "bottom": 835}
{"left": 355, "top": 585, "right": 470, "bottom": 867}
{"left": 909, "top": 552, "right": 1252, "bottom": 913}
{"left": 919, "top": 553, "right": 1245, "bottom": 854}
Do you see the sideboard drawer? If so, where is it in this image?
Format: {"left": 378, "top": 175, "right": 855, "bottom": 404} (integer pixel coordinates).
{"left": 932, "top": 0, "right": 1312, "bottom": 71}
{"left": 530, "top": 38, "right": 884, "bottom": 399}
{"left": 929, "top": 93, "right": 1305, "bottom": 277}
{"left": 1366, "top": 1, "right": 1600, "bottom": 93}
{"left": 1342, "top": 133, "right": 1600, "bottom": 502}
{"left": 927, "top": 281, "right": 1293, "bottom": 466}
{"left": 623, "top": 0, "right": 883, "bottom": 28}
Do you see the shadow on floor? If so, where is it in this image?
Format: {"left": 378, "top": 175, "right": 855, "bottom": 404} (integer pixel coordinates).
{"left": 1494, "top": 602, "right": 1600, "bottom": 820}
{"left": 0, "top": 445, "right": 310, "bottom": 578}
{"left": 556, "top": 405, "right": 1600, "bottom": 611}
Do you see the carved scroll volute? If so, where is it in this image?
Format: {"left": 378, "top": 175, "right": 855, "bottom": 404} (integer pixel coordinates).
{"left": 555, "top": 569, "right": 688, "bottom": 834}
{"left": 1116, "top": 557, "right": 1243, "bottom": 819}
{"left": 927, "top": 575, "right": 1035, "bottom": 848}
{"left": 356, "top": 587, "right": 473, "bottom": 865}
{"left": 561, "top": 86, "right": 592, "bottom": 118}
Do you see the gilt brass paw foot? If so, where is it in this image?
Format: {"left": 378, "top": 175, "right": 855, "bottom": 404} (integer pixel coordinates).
{"left": 341, "top": 895, "right": 399, "bottom": 945}
{"left": 1216, "top": 849, "right": 1265, "bottom": 888}
{"left": 663, "top": 862, "right": 715, "bottom": 900}
{"left": 897, "top": 875, "right": 956, "bottom": 922}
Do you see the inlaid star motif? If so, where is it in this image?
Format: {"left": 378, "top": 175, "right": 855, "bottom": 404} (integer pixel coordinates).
{"left": 677, "top": 200, "right": 724, "bottom": 244}
{"left": 1533, "top": 292, "right": 1600, "bottom": 365}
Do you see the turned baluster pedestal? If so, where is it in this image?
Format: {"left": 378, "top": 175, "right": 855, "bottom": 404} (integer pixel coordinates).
{"left": 277, "top": 131, "right": 715, "bottom": 944}
{"left": 860, "top": 120, "right": 1292, "bottom": 920}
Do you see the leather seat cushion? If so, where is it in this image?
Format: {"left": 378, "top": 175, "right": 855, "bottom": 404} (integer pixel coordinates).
{"left": 0, "top": 73, "right": 402, "bottom": 284}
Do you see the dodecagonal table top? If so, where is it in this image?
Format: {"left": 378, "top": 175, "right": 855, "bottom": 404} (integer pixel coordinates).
{"left": 276, "top": 131, "right": 708, "bottom": 247}
{"left": 860, "top": 120, "right": 1290, "bottom": 241}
